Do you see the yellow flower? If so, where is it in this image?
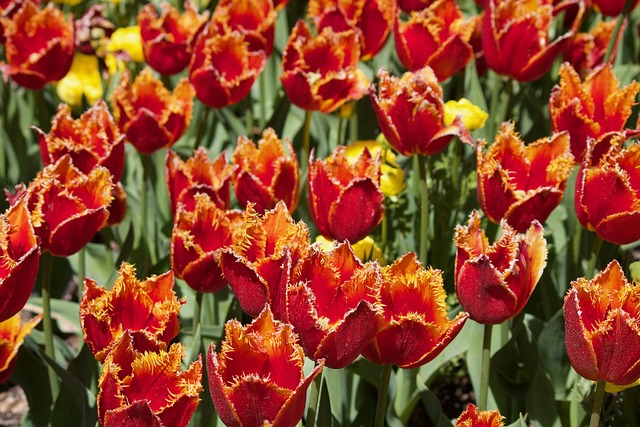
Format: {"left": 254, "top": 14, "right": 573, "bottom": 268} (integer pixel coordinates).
{"left": 444, "top": 98, "right": 488, "bottom": 131}
{"left": 606, "top": 379, "right": 640, "bottom": 393}
{"left": 344, "top": 139, "right": 405, "bottom": 196}
{"left": 315, "top": 235, "right": 385, "bottom": 264}
{"left": 51, "top": 0, "right": 82, "bottom": 5}
{"left": 56, "top": 53, "right": 103, "bottom": 107}
{"left": 106, "top": 26, "right": 144, "bottom": 63}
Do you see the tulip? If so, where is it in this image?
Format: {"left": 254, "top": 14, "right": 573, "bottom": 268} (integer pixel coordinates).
{"left": 315, "top": 235, "right": 385, "bottom": 264}
{"left": 308, "top": 145, "right": 385, "bottom": 242}
{"left": 111, "top": 68, "right": 195, "bottom": 154}
{"left": 55, "top": 53, "right": 104, "bottom": 108}
{"left": 0, "top": 0, "right": 74, "bottom": 89}
{"left": 308, "top": 0, "right": 396, "bottom": 61}
{"left": 107, "top": 182, "right": 127, "bottom": 226}
{"left": 454, "top": 211, "right": 547, "bottom": 325}
{"left": 98, "top": 333, "right": 202, "bottom": 427}
{"left": 476, "top": 122, "right": 574, "bottom": 232}
{"left": 444, "top": 98, "right": 489, "bottom": 131}
{"left": 0, "top": 0, "right": 37, "bottom": 45}
{"left": 37, "top": 100, "right": 125, "bottom": 182}
{"left": 394, "top": 0, "right": 475, "bottom": 81}
{"left": 482, "top": 0, "right": 583, "bottom": 82}
{"left": 105, "top": 25, "right": 144, "bottom": 63}
{"left": 166, "top": 148, "right": 233, "bottom": 216}
{"left": 74, "top": 5, "right": 115, "bottom": 56}
{"left": 80, "top": 262, "right": 184, "bottom": 362}
{"left": 370, "top": 67, "right": 471, "bottom": 157}
{"left": 286, "top": 242, "right": 384, "bottom": 368}
{"left": 211, "top": 0, "right": 276, "bottom": 55}
{"left": 575, "top": 133, "right": 640, "bottom": 245}
{"left": 0, "top": 199, "right": 40, "bottom": 323}
{"left": 0, "top": 312, "right": 42, "bottom": 383}
{"left": 18, "top": 155, "right": 113, "bottom": 257}
{"left": 455, "top": 404, "right": 505, "bottom": 427}
{"left": 232, "top": 128, "right": 300, "bottom": 214}
{"left": 363, "top": 252, "right": 468, "bottom": 368}
{"left": 564, "top": 260, "right": 640, "bottom": 386}
{"left": 138, "top": 1, "right": 209, "bottom": 75}
{"left": 563, "top": 21, "right": 619, "bottom": 76}
{"left": 280, "top": 20, "right": 369, "bottom": 114}
{"left": 549, "top": 63, "right": 640, "bottom": 162}
{"left": 592, "top": 0, "right": 639, "bottom": 16}
{"left": 171, "top": 193, "right": 242, "bottom": 293}
{"left": 219, "top": 202, "right": 309, "bottom": 319}
{"left": 343, "top": 139, "right": 405, "bottom": 197}
{"left": 208, "top": 306, "right": 324, "bottom": 427}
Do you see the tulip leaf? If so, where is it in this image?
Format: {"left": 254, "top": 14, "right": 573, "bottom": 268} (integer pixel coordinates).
{"left": 317, "top": 377, "right": 335, "bottom": 427}
{"left": 538, "top": 310, "right": 571, "bottom": 396}
{"left": 417, "top": 387, "right": 454, "bottom": 427}
{"left": 630, "top": 261, "right": 640, "bottom": 282}
{"left": 25, "top": 297, "right": 82, "bottom": 335}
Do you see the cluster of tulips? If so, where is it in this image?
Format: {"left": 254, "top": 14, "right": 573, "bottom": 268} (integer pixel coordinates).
{"left": 2, "top": 0, "right": 640, "bottom": 426}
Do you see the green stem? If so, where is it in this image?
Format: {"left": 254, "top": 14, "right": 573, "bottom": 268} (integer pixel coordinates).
{"left": 306, "top": 370, "right": 323, "bottom": 427}
{"left": 301, "top": 110, "right": 312, "bottom": 174}
{"left": 417, "top": 155, "right": 430, "bottom": 265}
{"left": 586, "top": 235, "right": 603, "bottom": 280}
{"left": 41, "top": 252, "right": 59, "bottom": 398}
{"left": 589, "top": 380, "right": 607, "bottom": 427}
{"left": 194, "top": 105, "right": 210, "bottom": 150}
{"left": 336, "top": 116, "right": 344, "bottom": 149}
{"left": 139, "top": 153, "right": 157, "bottom": 271}
{"left": 604, "top": 0, "right": 634, "bottom": 63}
{"left": 78, "top": 246, "right": 86, "bottom": 284}
{"left": 374, "top": 364, "right": 393, "bottom": 427}
{"left": 193, "top": 292, "right": 203, "bottom": 333}
{"left": 259, "top": 70, "right": 266, "bottom": 130}
{"left": 245, "top": 96, "right": 254, "bottom": 138}
{"left": 479, "top": 323, "right": 493, "bottom": 411}
{"left": 488, "top": 71, "right": 503, "bottom": 138}
{"left": 380, "top": 211, "right": 388, "bottom": 260}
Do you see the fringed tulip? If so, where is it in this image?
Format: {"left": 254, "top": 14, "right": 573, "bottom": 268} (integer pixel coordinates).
{"left": 111, "top": 68, "right": 195, "bottom": 154}
{"left": 308, "top": 0, "right": 396, "bottom": 61}
{"left": 0, "top": 312, "right": 41, "bottom": 383}
{"left": 477, "top": 122, "right": 574, "bottom": 232}
{"left": 370, "top": 67, "right": 471, "bottom": 157}
{"left": 189, "top": 24, "right": 267, "bottom": 108}
{"left": 482, "top": 0, "right": 583, "bottom": 82}
{"left": 308, "top": 145, "right": 385, "bottom": 242}
{"left": 315, "top": 235, "right": 385, "bottom": 264}
{"left": 394, "top": 0, "right": 475, "bottom": 81}
{"left": 455, "top": 404, "right": 505, "bottom": 427}
{"left": 592, "top": 0, "right": 639, "bottom": 16}
{"left": 363, "top": 253, "right": 468, "bottom": 368}
{"left": 171, "top": 193, "right": 242, "bottom": 293}
{"left": 138, "top": 1, "right": 209, "bottom": 75}
{"left": 564, "top": 260, "right": 640, "bottom": 386}
{"left": 563, "top": 21, "right": 620, "bottom": 76}
{"left": 208, "top": 306, "right": 324, "bottom": 427}
{"left": 74, "top": 5, "right": 114, "bottom": 56}
{"left": 232, "top": 128, "right": 300, "bottom": 214}
{"left": 166, "top": 148, "right": 233, "bottom": 215}
{"left": 454, "top": 211, "right": 547, "bottom": 325}
{"left": 80, "top": 262, "right": 184, "bottom": 362}
{"left": 0, "top": 199, "right": 39, "bottom": 323}
{"left": 343, "top": 139, "right": 405, "bottom": 197}
{"left": 18, "top": 155, "right": 113, "bottom": 257}
{"left": 1, "top": 1, "right": 74, "bottom": 89}
{"left": 575, "top": 133, "right": 640, "bottom": 245}
{"left": 98, "top": 333, "right": 202, "bottom": 427}
{"left": 280, "top": 20, "right": 369, "bottom": 113}
{"left": 211, "top": 0, "right": 276, "bottom": 55}
{"left": 286, "top": 242, "right": 384, "bottom": 368}
{"left": 549, "top": 63, "right": 640, "bottom": 162}
{"left": 219, "top": 202, "right": 309, "bottom": 319}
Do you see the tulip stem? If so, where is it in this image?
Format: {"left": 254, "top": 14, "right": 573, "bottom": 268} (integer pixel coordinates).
{"left": 78, "top": 246, "right": 86, "bottom": 285}
{"left": 140, "top": 153, "right": 157, "bottom": 271}
{"left": 306, "top": 370, "right": 322, "bottom": 427}
{"left": 336, "top": 116, "right": 344, "bottom": 149}
{"left": 479, "top": 323, "right": 493, "bottom": 411}
{"left": 41, "top": 252, "right": 59, "bottom": 399}
{"left": 245, "top": 96, "right": 255, "bottom": 138}
{"left": 586, "top": 235, "right": 603, "bottom": 279}
{"left": 589, "top": 380, "right": 607, "bottom": 427}
{"left": 605, "top": 0, "right": 634, "bottom": 63}
{"left": 194, "top": 105, "right": 211, "bottom": 150}
{"left": 374, "top": 364, "right": 392, "bottom": 427}
{"left": 302, "top": 110, "right": 312, "bottom": 174}
{"left": 259, "top": 71, "right": 266, "bottom": 130}
{"left": 417, "top": 155, "right": 431, "bottom": 265}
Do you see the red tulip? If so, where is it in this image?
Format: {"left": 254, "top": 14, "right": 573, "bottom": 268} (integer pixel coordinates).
{"left": 211, "top": 0, "right": 276, "bottom": 55}
{"left": 370, "top": 67, "right": 471, "bottom": 157}
{"left": 280, "top": 20, "right": 369, "bottom": 113}
{"left": 232, "top": 128, "right": 300, "bottom": 214}
{"left": 286, "top": 242, "right": 384, "bottom": 368}
{"left": 1, "top": 1, "right": 74, "bottom": 89}
{"left": 166, "top": 148, "right": 233, "bottom": 216}
{"left": 454, "top": 211, "right": 547, "bottom": 325}
{"left": 575, "top": 132, "right": 640, "bottom": 245}
{"left": 207, "top": 306, "right": 324, "bottom": 427}
{"left": 455, "top": 404, "right": 505, "bottom": 427}
{"left": 111, "top": 68, "right": 195, "bottom": 154}
{"left": 564, "top": 260, "right": 640, "bottom": 385}
{"left": 363, "top": 252, "right": 468, "bottom": 368}
{"left": 171, "top": 193, "right": 242, "bottom": 293}
{"left": 138, "top": 0, "right": 209, "bottom": 75}
{"left": 98, "top": 333, "right": 202, "bottom": 427}
{"left": 74, "top": 5, "right": 115, "bottom": 56}
{"left": 0, "top": 198, "right": 39, "bottom": 323}
{"left": 37, "top": 100, "right": 125, "bottom": 182}
{"left": 476, "top": 122, "right": 574, "bottom": 232}
{"left": 219, "top": 202, "right": 309, "bottom": 319}
{"left": 394, "top": 0, "right": 475, "bottom": 81}
{"left": 189, "top": 24, "right": 267, "bottom": 108}
{"left": 80, "top": 262, "right": 184, "bottom": 362}
{"left": 592, "top": 0, "right": 639, "bottom": 16}
{"left": 0, "top": 312, "right": 41, "bottom": 383}
{"left": 549, "top": 63, "right": 640, "bottom": 162}
{"left": 563, "top": 20, "right": 620, "bottom": 76}
{"left": 308, "top": 145, "right": 385, "bottom": 242}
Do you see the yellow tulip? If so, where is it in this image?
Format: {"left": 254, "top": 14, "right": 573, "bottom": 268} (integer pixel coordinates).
{"left": 443, "top": 98, "right": 488, "bottom": 131}
{"left": 106, "top": 26, "right": 144, "bottom": 63}
{"left": 315, "top": 235, "right": 385, "bottom": 265}
{"left": 56, "top": 53, "right": 103, "bottom": 107}
{"left": 344, "top": 139, "right": 405, "bottom": 197}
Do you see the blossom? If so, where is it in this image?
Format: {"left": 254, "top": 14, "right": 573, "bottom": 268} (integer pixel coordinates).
{"left": 0, "top": 312, "right": 41, "bottom": 383}
{"left": 55, "top": 53, "right": 103, "bottom": 107}
{"left": 315, "top": 235, "right": 384, "bottom": 264}
{"left": 343, "top": 139, "right": 405, "bottom": 197}
{"left": 211, "top": 0, "right": 276, "bottom": 55}
{"left": 592, "top": 0, "right": 639, "bottom": 17}
{"left": 444, "top": 98, "right": 488, "bottom": 131}
{"left": 106, "top": 25, "right": 144, "bottom": 63}
{"left": 563, "top": 20, "right": 620, "bottom": 76}
{"left": 455, "top": 404, "right": 505, "bottom": 427}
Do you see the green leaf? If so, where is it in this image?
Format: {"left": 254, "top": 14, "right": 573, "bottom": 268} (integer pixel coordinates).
{"left": 630, "top": 261, "right": 640, "bottom": 282}
{"left": 317, "top": 376, "right": 335, "bottom": 427}
{"left": 25, "top": 297, "right": 81, "bottom": 336}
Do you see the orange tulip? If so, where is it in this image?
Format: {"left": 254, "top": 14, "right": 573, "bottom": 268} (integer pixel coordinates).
{"left": 563, "top": 21, "right": 620, "bottom": 76}
{"left": 455, "top": 404, "right": 505, "bottom": 427}
{"left": 80, "top": 262, "right": 184, "bottom": 362}
{"left": 0, "top": 312, "right": 41, "bottom": 383}
{"left": 232, "top": 128, "right": 300, "bottom": 214}
{"left": 363, "top": 253, "right": 468, "bottom": 368}
{"left": 564, "top": 260, "right": 640, "bottom": 385}
{"left": 211, "top": 0, "right": 276, "bottom": 55}
{"left": 207, "top": 306, "right": 324, "bottom": 427}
